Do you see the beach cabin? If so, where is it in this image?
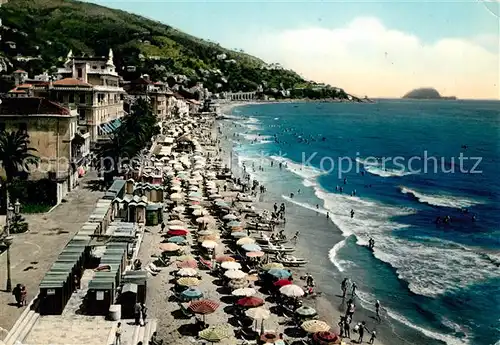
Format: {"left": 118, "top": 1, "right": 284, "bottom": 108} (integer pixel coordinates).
{"left": 103, "top": 179, "right": 126, "bottom": 201}
{"left": 122, "top": 270, "right": 148, "bottom": 304}
{"left": 88, "top": 199, "right": 113, "bottom": 234}
{"left": 146, "top": 204, "right": 163, "bottom": 226}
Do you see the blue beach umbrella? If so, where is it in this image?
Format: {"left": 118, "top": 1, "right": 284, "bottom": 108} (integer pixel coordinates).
{"left": 215, "top": 201, "right": 230, "bottom": 209}
{"left": 231, "top": 232, "right": 247, "bottom": 238}
{"left": 268, "top": 269, "right": 292, "bottom": 279}
{"left": 241, "top": 244, "right": 262, "bottom": 252}
{"left": 189, "top": 191, "right": 202, "bottom": 198}
{"left": 168, "top": 236, "right": 186, "bottom": 244}
{"left": 227, "top": 221, "right": 242, "bottom": 227}
{"left": 181, "top": 287, "right": 203, "bottom": 301}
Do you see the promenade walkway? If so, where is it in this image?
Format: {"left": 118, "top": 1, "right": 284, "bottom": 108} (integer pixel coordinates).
{"left": 0, "top": 172, "right": 104, "bottom": 339}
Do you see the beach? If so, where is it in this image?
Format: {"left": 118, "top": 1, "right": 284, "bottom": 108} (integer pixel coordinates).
{"left": 217, "top": 102, "right": 395, "bottom": 345}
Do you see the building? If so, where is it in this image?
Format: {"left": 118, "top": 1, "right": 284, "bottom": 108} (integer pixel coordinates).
{"left": 0, "top": 97, "right": 90, "bottom": 204}
{"left": 122, "top": 76, "right": 177, "bottom": 120}
{"left": 8, "top": 50, "right": 126, "bottom": 144}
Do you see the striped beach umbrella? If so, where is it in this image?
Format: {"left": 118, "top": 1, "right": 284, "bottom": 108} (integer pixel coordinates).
{"left": 301, "top": 320, "right": 330, "bottom": 333}
{"left": 295, "top": 306, "right": 317, "bottom": 317}
{"left": 167, "top": 236, "right": 186, "bottom": 244}
{"left": 221, "top": 261, "right": 241, "bottom": 270}
{"left": 181, "top": 288, "right": 203, "bottom": 301}
{"left": 268, "top": 269, "right": 292, "bottom": 279}
{"left": 198, "top": 325, "right": 232, "bottom": 342}
{"left": 189, "top": 299, "right": 220, "bottom": 315}
{"left": 279, "top": 284, "right": 305, "bottom": 297}
{"left": 177, "top": 277, "right": 200, "bottom": 287}
{"left": 177, "top": 267, "right": 198, "bottom": 277}
{"left": 237, "top": 296, "right": 264, "bottom": 308}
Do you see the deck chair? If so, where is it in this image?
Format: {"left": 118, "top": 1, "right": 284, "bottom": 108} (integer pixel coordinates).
{"left": 178, "top": 302, "right": 194, "bottom": 317}
{"left": 198, "top": 258, "right": 213, "bottom": 270}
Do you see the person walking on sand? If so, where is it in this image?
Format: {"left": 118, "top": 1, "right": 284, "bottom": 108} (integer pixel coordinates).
{"left": 344, "top": 318, "right": 351, "bottom": 339}
{"left": 375, "top": 300, "right": 381, "bottom": 322}
{"left": 341, "top": 278, "right": 349, "bottom": 298}
{"left": 292, "top": 231, "right": 299, "bottom": 244}
{"left": 357, "top": 321, "right": 368, "bottom": 344}
{"left": 160, "top": 222, "right": 165, "bottom": 233}
{"left": 141, "top": 303, "right": 147, "bottom": 326}
{"left": 115, "top": 322, "right": 122, "bottom": 345}
{"left": 369, "top": 330, "right": 377, "bottom": 344}
{"left": 351, "top": 281, "right": 357, "bottom": 297}
{"left": 134, "top": 302, "right": 141, "bottom": 325}
{"left": 338, "top": 317, "right": 345, "bottom": 337}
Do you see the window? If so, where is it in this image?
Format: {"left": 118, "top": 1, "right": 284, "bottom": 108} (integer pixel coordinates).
{"left": 19, "top": 123, "right": 27, "bottom": 133}
{"left": 0, "top": 123, "right": 5, "bottom": 132}
{"left": 75, "top": 94, "right": 80, "bottom": 104}
{"left": 78, "top": 109, "right": 85, "bottom": 121}
{"left": 69, "top": 93, "right": 74, "bottom": 103}
{"left": 77, "top": 68, "right": 83, "bottom": 79}
{"left": 101, "top": 65, "right": 105, "bottom": 69}
{"left": 92, "top": 65, "right": 97, "bottom": 69}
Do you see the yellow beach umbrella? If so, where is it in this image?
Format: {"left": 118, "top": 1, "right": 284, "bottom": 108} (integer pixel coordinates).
{"left": 301, "top": 320, "right": 330, "bottom": 333}
{"left": 177, "top": 277, "right": 200, "bottom": 287}
{"left": 236, "top": 237, "right": 255, "bottom": 246}
{"left": 199, "top": 325, "right": 232, "bottom": 342}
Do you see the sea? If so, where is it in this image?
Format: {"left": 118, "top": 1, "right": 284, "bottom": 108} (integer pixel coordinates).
{"left": 224, "top": 100, "right": 500, "bottom": 345}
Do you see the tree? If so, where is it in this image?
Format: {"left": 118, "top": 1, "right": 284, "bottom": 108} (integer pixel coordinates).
{"left": 95, "top": 131, "right": 136, "bottom": 185}
{"left": 0, "top": 130, "right": 38, "bottom": 214}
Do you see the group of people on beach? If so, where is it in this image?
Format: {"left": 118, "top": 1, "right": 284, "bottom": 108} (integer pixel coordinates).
{"left": 338, "top": 277, "right": 381, "bottom": 344}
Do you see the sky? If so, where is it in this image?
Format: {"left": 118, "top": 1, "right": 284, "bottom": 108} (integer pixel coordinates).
{"left": 83, "top": 0, "right": 499, "bottom": 99}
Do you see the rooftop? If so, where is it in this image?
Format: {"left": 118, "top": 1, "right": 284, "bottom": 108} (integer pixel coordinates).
{"left": 0, "top": 97, "right": 72, "bottom": 116}
{"left": 52, "top": 78, "right": 92, "bottom": 87}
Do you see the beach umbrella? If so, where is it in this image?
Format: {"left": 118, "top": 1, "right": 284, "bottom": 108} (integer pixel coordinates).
{"left": 231, "top": 232, "right": 247, "bottom": 238}
{"left": 198, "top": 325, "right": 232, "bottom": 342}
{"left": 227, "top": 221, "right": 242, "bottom": 228}
{"left": 196, "top": 216, "right": 215, "bottom": 225}
{"left": 209, "top": 194, "right": 222, "bottom": 199}
{"left": 274, "top": 279, "right": 292, "bottom": 287}
{"left": 170, "top": 193, "right": 183, "bottom": 201}
{"left": 228, "top": 279, "right": 248, "bottom": 290}
{"left": 177, "top": 259, "right": 198, "bottom": 268}
{"left": 190, "top": 204, "right": 203, "bottom": 210}
{"left": 168, "top": 220, "right": 185, "bottom": 226}
{"left": 268, "top": 269, "right": 292, "bottom": 279}
{"left": 170, "top": 185, "right": 183, "bottom": 192}
{"left": 169, "top": 225, "right": 187, "bottom": 231}
{"left": 216, "top": 255, "right": 236, "bottom": 262}
{"left": 177, "top": 268, "right": 198, "bottom": 277}
{"left": 177, "top": 277, "right": 200, "bottom": 287}
{"left": 223, "top": 214, "right": 238, "bottom": 221}
{"left": 295, "top": 306, "right": 317, "bottom": 318}
{"left": 247, "top": 274, "right": 259, "bottom": 282}
{"left": 237, "top": 296, "right": 264, "bottom": 308}
{"left": 189, "top": 299, "right": 220, "bottom": 315}
{"left": 242, "top": 244, "right": 262, "bottom": 252}
{"left": 221, "top": 261, "right": 241, "bottom": 270}
{"left": 172, "top": 206, "right": 185, "bottom": 213}
{"left": 177, "top": 255, "right": 195, "bottom": 262}
{"left": 198, "top": 234, "right": 219, "bottom": 242}
{"left": 216, "top": 202, "right": 230, "bottom": 209}
{"left": 301, "top": 320, "right": 330, "bottom": 333}
{"left": 224, "top": 269, "right": 247, "bottom": 279}
{"left": 201, "top": 240, "right": 218, "bottom": 249}
{"left": 167, "top": 229, "right": 188, "bottom": 236}
{"left": 246, "top": 251, "right": 264, "bottom": 258}
{"left": 189, "top": 191, "right": 202, "bottom": 198}
{"left": 193, "top": 209, "right": 209, "bottom": 216}
{"left": 232, "top": 287, "right": 256, "bottom": 297}
{"left": 159, "top": 243, "right": 180, "bottom": 252}
{"left": 279, "top": 284, "right": 305, "bottom": 297}
{"left": 188, "top": 185, "right": 200, "bottom": 191}
{"left": 167, "top": 236, "right": 186, "bottom": 244}
{"left": 236, "top": 237, "right": 255, "bottom": 246}
{"left": 312, "top": 331, "right": 340, "bottom": 345}
{"left": 246, "top": 307, "right": 271, "bottom": 320}
{"left": 181, "top": 287, "right": 203, "bottom": 301}
{"left": 263, "top": 263, "right": 284, "bottom": 270}
{"left": 198, "top": 230, "right": 214, "bottom": 236}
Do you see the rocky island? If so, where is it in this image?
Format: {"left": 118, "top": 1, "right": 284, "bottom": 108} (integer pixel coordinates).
{"left": 403, "top": 88, "right": 457, "bottom": 100}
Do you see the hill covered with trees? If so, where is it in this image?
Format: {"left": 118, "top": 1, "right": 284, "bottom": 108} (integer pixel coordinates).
{"left": 0, "top": 0, "right": 349, "bottom": 99}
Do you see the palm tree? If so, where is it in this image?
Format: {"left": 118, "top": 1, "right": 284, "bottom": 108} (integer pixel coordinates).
{"left": 95, "top": 131, "right": 135, "bottom": 185}
{"left": 0, "top": 130, "right": 38, "bottom": 213}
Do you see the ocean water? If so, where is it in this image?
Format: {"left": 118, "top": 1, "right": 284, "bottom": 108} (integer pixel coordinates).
{"left": 227, "top": 100, "right": 500, "bottom": 345}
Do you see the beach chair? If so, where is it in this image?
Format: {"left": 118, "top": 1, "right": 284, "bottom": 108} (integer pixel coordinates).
{"left": 177, "top": 302, "right": 194, "bottom": 318}
{"left": 198, "top": 258, "right": 213, "bottom": 270}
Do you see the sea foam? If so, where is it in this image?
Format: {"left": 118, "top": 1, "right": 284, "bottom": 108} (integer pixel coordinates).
{"left": 400, "top": 186, "right": 482, "bottom": 209}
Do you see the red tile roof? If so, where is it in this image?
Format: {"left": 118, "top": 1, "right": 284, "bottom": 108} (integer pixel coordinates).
{"left": 0, "top": 97, "right": 71, "bottom": 116}
{"left": 8, "top": 89, "right": 26, "bottom": 94}
{"left": 52, "top": 78, "right": 92, "bottom": 87}
{"left": 16, "top": 84, "right": 33, "bottom": 89}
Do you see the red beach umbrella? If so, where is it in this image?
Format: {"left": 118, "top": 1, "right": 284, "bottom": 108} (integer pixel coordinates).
{"left": 274, "top": 279, "right": 292, "bottom": 287}
{"left": 177, "top": 259, "right": 198, "bottom": 268}
{"left": 237, "top": 296, "right": 264, "bottom": 308}
{"left": 312, "top": 331, "right": 340, "bottom": 345}
{"left": 167, "top": 229, "right": 188, "bottom": 236}
{"left": 216, "top": 255, "right": 236, "bottom": 262}
{"left": 189, "top": 299, "right": 220, "bottom": 314}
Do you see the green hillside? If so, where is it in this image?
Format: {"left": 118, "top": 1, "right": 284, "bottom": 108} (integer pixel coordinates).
{"left": 0, "top": 0, "right": 311, "bottom": 93}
